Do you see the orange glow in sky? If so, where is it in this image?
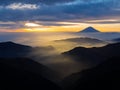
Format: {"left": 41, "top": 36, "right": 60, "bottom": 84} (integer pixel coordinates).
{"left": 1, "top": 22, "right": 120, "bottom": 32}
{"left": 21, "top": 22, "right": 120, "bottom": 32}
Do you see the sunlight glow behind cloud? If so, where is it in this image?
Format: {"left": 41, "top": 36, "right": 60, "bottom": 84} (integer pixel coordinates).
{"left": 25, "top": 23, "right": 41, "bottom": 27}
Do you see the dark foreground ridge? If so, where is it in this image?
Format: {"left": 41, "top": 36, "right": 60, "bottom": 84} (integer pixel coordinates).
{"left": 62, "top": 56, "right": 120, "bottom": 90}
{"left": 0, "top": 58, "right": 61, "bottom": 90}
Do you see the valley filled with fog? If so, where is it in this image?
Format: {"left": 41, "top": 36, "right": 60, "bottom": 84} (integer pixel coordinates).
{"left": 0, "top": 32, "right": 120, "bottom": 78}
{"left": 0, "top": 32, "right": 120, "bottom": 49}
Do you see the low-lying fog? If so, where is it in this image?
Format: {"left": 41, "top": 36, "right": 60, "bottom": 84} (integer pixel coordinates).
{"left": 0, "top": 32, "right": 120, "bottom": 51}
{"left": 1, "top": 32, "right": 120, "bottom": 78}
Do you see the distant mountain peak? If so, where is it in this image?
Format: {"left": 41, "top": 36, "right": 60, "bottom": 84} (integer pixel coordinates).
{"left": 79, "top": 27, "right": 100, "bottom": 33}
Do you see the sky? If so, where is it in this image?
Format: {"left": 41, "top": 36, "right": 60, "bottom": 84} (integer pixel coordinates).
{"left": 0, "top": 0, "right": 120, "bottom": 32}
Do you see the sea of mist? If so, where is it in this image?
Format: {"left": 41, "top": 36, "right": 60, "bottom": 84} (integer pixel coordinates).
{"left": 0, "top": 32, "right": 120, "bottom": 52}
{"left": 0, "top": 32, "right": 120, "bottom": 47}
{"left": 1, "top": 32, "right": 120, "bottom": 78}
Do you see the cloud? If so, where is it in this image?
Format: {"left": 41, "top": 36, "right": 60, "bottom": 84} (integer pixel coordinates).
{"left": 84, "top": 19, "right": 120, "bottom": 24}
{"left": 0, "top": 0, "right": 75, "bottom": 5}
{"left": 6, "top": 3, "right": 39, "bottom": 10}
{"left": 0, "top": 21, "right": 25, "bottom": 30}
{"left": 0, "top": 0, "right": 120, "bottom": 31}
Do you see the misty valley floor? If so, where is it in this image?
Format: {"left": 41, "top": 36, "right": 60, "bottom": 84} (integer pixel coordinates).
{"left": 0, "top": 41, "right": 120, "bottom": 90}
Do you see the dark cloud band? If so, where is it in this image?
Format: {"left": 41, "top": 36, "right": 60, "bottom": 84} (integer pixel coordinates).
{"left": 0, "top": 0, "right": 119, "bottom": 30}
{"left": 0, "top": 0, "right": 75, "bottom": 5}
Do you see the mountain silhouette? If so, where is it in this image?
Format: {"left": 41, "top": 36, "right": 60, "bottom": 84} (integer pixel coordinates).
{"left": 0, "top": 41, "right": 31, "bottom": 49}
{"left": 79, "top": 27, "right": 100, "bottom": 33}
{"left": 63, "top": 42, "right": 120, "bottom": 68}
{"left": 0, "top": 41, "right": 120, "bottom": 90}
{"left": 62, "top": 56, "right": 120, "bottom": 90}
{"left": 0, "top": 41, "right": 55, "bottom": 58}
{"left": 0, "top": 41, "right": 32, "bottom": 57}
{"left": 112, "top": 38, "right": 120, "bottom": 42}
{"left": 0, "top": 58, "right": 61, "bottom": 90}
{"left": 0, "top": 41, "right": 61, "bottom": 81}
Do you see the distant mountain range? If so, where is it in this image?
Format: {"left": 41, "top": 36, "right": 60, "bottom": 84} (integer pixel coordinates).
{"left": 53, "top": 37, "right": 107, "bottom": 52}
{"left": 79, "top": 27, "right": 100, "bottom": 33}
{"left": 55, "top": 37, "right": 107, "bottom": 45}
